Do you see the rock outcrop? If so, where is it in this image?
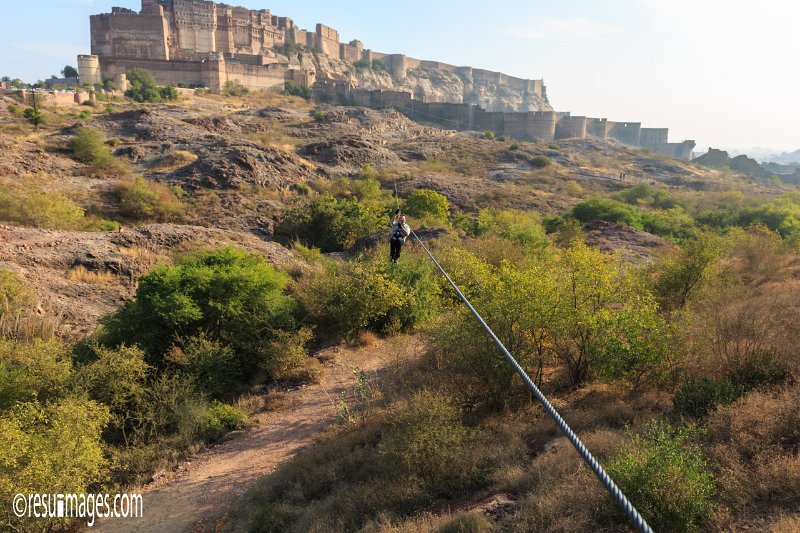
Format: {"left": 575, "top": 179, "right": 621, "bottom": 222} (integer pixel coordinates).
{"left": 693, "top": 148, "right": 769, "bottom": 178}
{"left": 302, "top": 53, "right": 553, "bottom": 113}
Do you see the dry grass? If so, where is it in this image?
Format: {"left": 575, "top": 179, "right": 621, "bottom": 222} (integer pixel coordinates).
{"left": 67, "top": 266, "right": 116, "bottom": 284}
{"left": 706, "top": 383, "right": 800, "bottom": 510}
{"left": 0, "top": 308, "right": 63, "bottom": 341}
{"left": 234, "top": 393, "right": 268, "bottom": 416}
{"left": 770, "top": 515, "right": 800, "bottom": 532}
{"left": 509, "top": 429, "right": 625, "bottom": 532}
{"left": 355, "top": 330, "right": 380, "bottom": 347}
{"left": 371, "top": 510, "right": 494, "bottom": 532}
{"left": 119, "top": 246, "right": 172, "bottom": 269}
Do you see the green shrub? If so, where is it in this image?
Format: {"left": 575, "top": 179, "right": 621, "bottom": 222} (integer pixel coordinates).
{"left": 380, "top": 390, "right": 472, "bottom": 489}
{"left": 168, "top": 334, "right": 237, "bottom": 399}
{"left": 404, "top": 189, "right": 450, "bottom": 223}
{"left": 297, "top": 250, "right": 439, "bottom": 339}
{"left": 673, "top": 377, "right": 742, "bottom": 418}
{"left": 0, "top": 399, "right": 110, "bottom": 530}
{"left": 0, "top": 339, "right": 72, "bottom": 410}
{"left": 613, "top": 183, "right": 682, "bottom": 210}
{"left": 77, "top": 344, "right": 150, "bottom": 442}
{"left": 529, "top": 155, "right": 551, "bottom": 168}
{"left": 434, "top": 243, "right": 667, "bottom": 395}
{"left": 112, "top": 176, "right": 184, "bottom": 222}
{"left": 7, "top": 103, "right": 20, "bottom": 115}
{"left": 0, "top": 187, "right": 86, "bottom": 229}
{"left": 221, "top": 79, "right": 249, "bottom": 97}
{"left": 607, "top": 421, "right": 715, "bottom": 532}
{"left": 277, "top": 194, "right": 383, "bottom": 252}
{"left": 68, "top": 126, "right": 109, "bottom": 164}
{"left": 313, "top": 110, "right": 326, "bottom": 122}
{"left": 572, "top": 198, "right": 642, "bottom": 228}
{"left": 68, "top": 126, "right": 130, "bottom": 176}
{"left": 199, "top": 401, "right": 247, "bottom": 441}
{"left": 0, "top": 269, "right": 33, "bottom": 318}
{"left": 641, "top": 207, "right": 696, "bottom": 239}
{"left": 22, "top": 107, "right": 46, "bottom": 128}
{"left": 284, "top": 80, "right": 312, "bottom": 100}
{"left": 125, "top": 68, "right": 177, "bottom": 103}
{"left": 101, "top": 247, "right": 294, "bottom": 378}
{"left": 263, "top": 327, "right": 319, "bottom": 384}
{"left": 483, "top": 131, "right": 495, "bottom": 140}
{"left": 159, "top": 85, "right": 178, "bottom": 100}
{"left": 653, "top": 231, "right": 718, "bottom": 311}
{"left": 474, "top": 209, "right": 549, "bottom": 253}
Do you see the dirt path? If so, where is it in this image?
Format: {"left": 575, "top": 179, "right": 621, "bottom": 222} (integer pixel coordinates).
{"left": 93, "top": 337, "right": 417, "bottom": 533}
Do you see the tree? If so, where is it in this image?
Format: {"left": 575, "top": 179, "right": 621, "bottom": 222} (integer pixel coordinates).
{"left": 101, "top": 247, "right": 295, "bottom": 378}
{"left": 61, "top": 65, "right": 78, "bottom": 78}
{"left": 277, "top": 194, "right": 384, "bottom": 252}
{"left": 653, "top": 231, "right": 719, "bottom": 311}
{"left": 23, "top": 107, "right": 46, "bottom": 130}
{"left": 125, "top": 68, "right": 177, "bottom": 103}
{"left": 404, "top": 189, "right": 450, "bottom": 224}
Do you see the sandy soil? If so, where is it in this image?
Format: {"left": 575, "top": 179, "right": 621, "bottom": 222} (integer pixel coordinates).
{"left": 91, "top": 337, "right": 418, "bottom": 533}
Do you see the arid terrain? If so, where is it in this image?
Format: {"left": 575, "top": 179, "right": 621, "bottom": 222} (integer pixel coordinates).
{"left": 3, "top": 88, "right": 800, "bottom": 533}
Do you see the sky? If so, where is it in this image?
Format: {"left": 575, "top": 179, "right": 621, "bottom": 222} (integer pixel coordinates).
{"left": 1, "top": 0, "right": 798, "bottom": 153}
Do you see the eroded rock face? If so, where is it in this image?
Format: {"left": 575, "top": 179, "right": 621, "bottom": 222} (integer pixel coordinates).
{"left": 583, "top": 220, "right": 674, "bottom": 262}
{"left": 305, "top": 53, "right": 553, "bottom": 113}
{"left": 298, "top": 136, "right": 401, "bottom": 175}
{"left": 174, "top": 143, "right": 317, "bottom": 190}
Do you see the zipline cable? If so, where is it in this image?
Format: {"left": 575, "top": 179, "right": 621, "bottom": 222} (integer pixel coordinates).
{"left": 409, "top": 229, "right": 654, "bottom": 533}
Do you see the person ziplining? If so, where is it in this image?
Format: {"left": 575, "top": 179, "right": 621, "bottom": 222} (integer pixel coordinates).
{"left": 389, "top": 210, "right": 411, "bottom": 263}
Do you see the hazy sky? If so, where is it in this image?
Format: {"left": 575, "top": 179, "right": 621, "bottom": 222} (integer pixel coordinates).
{"left": 1, "top": 0, "right": 798, "bottom": 152}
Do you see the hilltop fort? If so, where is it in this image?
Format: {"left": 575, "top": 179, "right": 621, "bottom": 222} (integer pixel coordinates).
{"left": 78, "top": 0, "right": 695, "bottom": 158}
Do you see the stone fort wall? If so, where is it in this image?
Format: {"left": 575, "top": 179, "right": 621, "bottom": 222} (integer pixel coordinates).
{"left": 317, "top": 84, "right": 695, "bottom": 159}
{"left": 84, "top": 0, "right": 546, "bottom": 101}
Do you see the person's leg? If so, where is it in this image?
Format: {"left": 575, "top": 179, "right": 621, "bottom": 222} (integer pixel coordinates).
{"left": 395, "top": 240, "right": 404, "bottom": 260}
{"left": 390, "top": 238, "right": 399, "bottom": 260}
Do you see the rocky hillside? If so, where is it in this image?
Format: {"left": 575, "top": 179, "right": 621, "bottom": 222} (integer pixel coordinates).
{"left": 292, "top": 52, "right": 553, "bottom": 112}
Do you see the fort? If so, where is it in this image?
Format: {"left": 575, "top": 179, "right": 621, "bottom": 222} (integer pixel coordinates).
{"left": 79, "top": 0, "right": 695, "bottom": 159}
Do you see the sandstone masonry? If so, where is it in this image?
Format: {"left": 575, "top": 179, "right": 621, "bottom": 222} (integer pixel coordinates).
{"left": 80, "top": 0, "right": 695, "bottom": 159}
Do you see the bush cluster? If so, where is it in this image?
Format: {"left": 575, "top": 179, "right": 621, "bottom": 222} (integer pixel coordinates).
{"left": 125, "top": 68, "right": 178, "bottom": 103}
{"left": 221, "top": 79, "right": 249, "bottom": 97}
{"left": 112, "top": 176, "right": 185, "bottom": 222}
{"left": 68, "top": 126, "right": 131, "bottom": 177}
{"left": 608, "top": 421, "right": 715, "bottom": 532}
{"left": 277, "top": 194, "right": 384, "bottom": 252}
{"left": 284, "top": 80, "right": 312, "bottom": 100}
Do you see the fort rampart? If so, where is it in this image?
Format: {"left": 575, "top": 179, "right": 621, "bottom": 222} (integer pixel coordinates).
{"left": 317, "top": 84, "right": 695, "bottom": 159}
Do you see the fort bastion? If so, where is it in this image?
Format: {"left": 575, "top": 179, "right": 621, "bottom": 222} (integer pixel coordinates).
{"left": 79, "top": 0, "right": 694, "bottom": 159}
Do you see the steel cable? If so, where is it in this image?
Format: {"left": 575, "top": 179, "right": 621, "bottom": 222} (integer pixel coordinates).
{"left": 409, "top": 229, "right": 654, "bottom": 533}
